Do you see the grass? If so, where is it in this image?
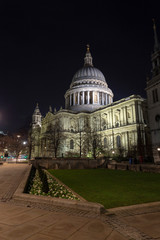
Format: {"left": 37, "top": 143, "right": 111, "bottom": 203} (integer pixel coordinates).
{"left": 48, "top": 169, "right": 160, "bottom": 209}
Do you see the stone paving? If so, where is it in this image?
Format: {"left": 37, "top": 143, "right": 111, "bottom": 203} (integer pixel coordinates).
{"left": 0, "top": 163, "right": 160, "bottom": 239}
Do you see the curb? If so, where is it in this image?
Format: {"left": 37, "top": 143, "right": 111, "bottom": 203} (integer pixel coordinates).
{"left": 13, "top": 165, "right": 105, "bottom": 214}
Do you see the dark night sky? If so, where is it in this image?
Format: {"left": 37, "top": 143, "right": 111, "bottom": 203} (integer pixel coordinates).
{"left": 0, "top": 1, "right": 160, "bottom": 132}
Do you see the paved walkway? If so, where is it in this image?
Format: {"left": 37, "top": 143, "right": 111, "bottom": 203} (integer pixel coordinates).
{"left": 0, "top": 163, "right": 160, "bottom": 240}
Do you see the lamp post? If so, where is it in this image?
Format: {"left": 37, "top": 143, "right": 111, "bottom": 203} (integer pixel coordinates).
{"left": 16, "top": 135, "right": 21, "bottom": 163}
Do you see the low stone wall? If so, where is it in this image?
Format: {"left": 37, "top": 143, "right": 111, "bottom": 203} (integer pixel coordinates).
{"left": 29, "top": 158, "right": 105, "bottom": 169}
{"left": 107, "top": 163, "right": 160, "bottom": 173}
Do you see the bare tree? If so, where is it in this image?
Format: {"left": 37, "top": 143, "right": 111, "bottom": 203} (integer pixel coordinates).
{"left": 6, "top": 134, "right": 26, "bottom": 161}
{"left": 90, "top": 131, "right": 104, "bottom": 159}
{"left": 0, "top": 135, "right": 9, "bottom": 158}
{"left": 83, "top": 127, "right": 103, "bottom": 159}
{"left": 44, "top": 120, "right": 65, "bottom": 158}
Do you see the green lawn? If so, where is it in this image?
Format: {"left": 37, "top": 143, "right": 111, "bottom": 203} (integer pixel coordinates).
{"left": 48, "top": 169, "right": 160, "bottom": 209}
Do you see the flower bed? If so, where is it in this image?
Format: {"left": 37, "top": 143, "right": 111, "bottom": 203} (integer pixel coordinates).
{"left": 29, "top": 169, "right": 80, "bottom": 200}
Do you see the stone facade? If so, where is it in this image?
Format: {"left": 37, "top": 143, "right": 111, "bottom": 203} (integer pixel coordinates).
{"left": 31, "top": 46, "right": 150, "bottom": 160}
{"left": 146, "top": 21, "right": 160, "bottom": 163}
{"left": 31, "top": 95, "right": 149, "bottom": 159}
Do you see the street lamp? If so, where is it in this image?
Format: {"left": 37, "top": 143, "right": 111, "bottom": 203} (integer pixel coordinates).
{"left": 16, "top": 135, "right": 21, "bottom": 163}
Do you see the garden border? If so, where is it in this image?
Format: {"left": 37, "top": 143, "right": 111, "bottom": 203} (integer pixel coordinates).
{"left": 46, "top": 170, "right": 86, "bottom": 202}
{"left": 13, "top": 164, "right": 105, "bottom": 214}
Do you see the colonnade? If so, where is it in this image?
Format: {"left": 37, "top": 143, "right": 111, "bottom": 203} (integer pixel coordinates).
{"left": 66, "top": 91, "right": 112, "bottom": 108}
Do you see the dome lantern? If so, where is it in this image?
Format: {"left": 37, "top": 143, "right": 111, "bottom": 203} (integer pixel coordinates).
{"left": 84, "top": 44, "right": 93, "bottom": 67}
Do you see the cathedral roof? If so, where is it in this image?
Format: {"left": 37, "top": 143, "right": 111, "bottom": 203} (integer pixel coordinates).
{"left": 72, "top": 66, "right": 106, "bottom": 83}
{"left": 71, "top": 45, "right": 106, "bottom": 84}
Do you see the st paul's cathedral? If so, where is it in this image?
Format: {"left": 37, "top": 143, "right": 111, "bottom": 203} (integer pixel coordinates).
{"left": 30, "top": 44, "right": 151, "bottom": 161}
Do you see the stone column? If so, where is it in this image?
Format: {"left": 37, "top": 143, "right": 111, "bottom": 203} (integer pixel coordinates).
{"left": 123, "top": 107, "right": 127, "bottom": 125}
{"left": 87, "top": 91, "right": 90, "bottom": 104}
{"left": 93, "top": 92, "right": 95, "bottom": 104}
{"left": 110, "top": 110, "right": 113, "bottom": 128}
{"left": 97, "top": 92, "right": 99, "bottom": 104}
{"left": 73, "top": 93, "right": 75, "bottom": 105}
{"left": 82, "top": 91, "right": 84, "bottom": 104}
{"left": 70, "top": 94, "right": 72, "bottom": 106}
{"left": 105, "top": 94, "right": 107, "bottom": 105}
{"left": 137, "top": 104, "right": 141, "bottom": 123}
{"left": 125, "top": 106, "right": 128, "bottom": 124}
{"left": 131, "top": 104, "right": 135, "bottom": 123}
{"left": 108, "top": 95, "right": 110, "bottom": 104}
{"left": 122, "top": 107, "right": 125, "bottom": 125}
{"left": 120, "top": 108, "right": 123, "bottom": 126}
{"left": 77, "top": 92, "right": 80, "bottom": 105}
{"left": 139, "top": 104, "right": 144, "bottom": 123}
{"left": 102, "top": 93, "right": 104, "bottom": 105}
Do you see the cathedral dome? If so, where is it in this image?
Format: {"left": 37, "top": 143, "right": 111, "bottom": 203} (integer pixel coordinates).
{"left": 72, "top": 66, "right": 106, "bottom": 83}
{"left": 65, "top": 45, "right": 114, "bottom": 112}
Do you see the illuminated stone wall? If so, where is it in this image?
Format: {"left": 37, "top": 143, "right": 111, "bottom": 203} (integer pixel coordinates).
{"left": 31, "top": 95, "right": 149, "bottom": 159}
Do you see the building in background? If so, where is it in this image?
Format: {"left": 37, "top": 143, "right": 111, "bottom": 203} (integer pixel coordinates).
{"left": 146, "top": 20, "right": 160, "bottom": 163}
{"left": 30, "top": 45, "right": 151, "bottom": 160}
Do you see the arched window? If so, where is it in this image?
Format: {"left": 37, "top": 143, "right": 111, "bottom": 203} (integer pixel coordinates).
{"left": 70, "top": 140, "right": 74, "bottom": 149}
{"left": 116, "top": 136, "right": 121, "bottom": 148}
{"left": 104, "top": 137, "right": 107, "bottom": 148}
